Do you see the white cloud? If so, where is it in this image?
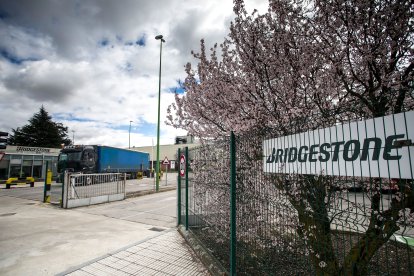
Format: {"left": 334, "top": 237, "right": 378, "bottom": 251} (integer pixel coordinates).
{"left": 0, "top": 0, "right": 265, "bottom": 148}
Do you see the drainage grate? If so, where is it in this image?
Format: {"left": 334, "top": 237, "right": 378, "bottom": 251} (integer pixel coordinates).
{"left": 148, "top": 227, "right": 166, "bottom": 232}
{"left": 0, "top": 213, "right": 16, "bottom": 217}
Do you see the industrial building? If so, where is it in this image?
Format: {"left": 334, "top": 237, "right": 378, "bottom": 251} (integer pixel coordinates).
{"left": 131, "top": 135, "right": 199, "bottom": 172}
{"left": 0, "top": 145, "right": 60, "bottom": 180}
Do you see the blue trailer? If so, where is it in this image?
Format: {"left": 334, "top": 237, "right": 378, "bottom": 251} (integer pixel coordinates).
{"left": 58, "top": 145, "right": 150, "bottom": 178}
{"left": 97, "top": 146, "right": 149, "bottom": 175}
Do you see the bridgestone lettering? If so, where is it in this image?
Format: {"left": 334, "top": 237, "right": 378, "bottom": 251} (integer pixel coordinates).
{"left": 266, "top": 135, "right": 403, "bottom": 164}
{"left": 16, "top": 146, "right": 51, "bottom": 154}
{"left": 263, "top": 111, "right": 414, "bottom": 179}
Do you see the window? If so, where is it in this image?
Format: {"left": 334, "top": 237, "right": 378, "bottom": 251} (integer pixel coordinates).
{"left": 59, "top": 152, "right": 82, "bottom": 162}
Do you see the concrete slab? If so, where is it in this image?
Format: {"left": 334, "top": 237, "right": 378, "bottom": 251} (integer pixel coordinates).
{"left": 62, "top": 230, "right": 209, "bottom": 276}
{"left": 0, "top": 196, "right": 168, "bottom": 276}
{"left": 75, "top": 191, "right": 178, "bottom": 228}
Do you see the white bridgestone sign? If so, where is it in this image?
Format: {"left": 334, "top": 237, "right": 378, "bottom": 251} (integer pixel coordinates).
{"left": 263, "top": 111, "right": 414, "bottom": 179}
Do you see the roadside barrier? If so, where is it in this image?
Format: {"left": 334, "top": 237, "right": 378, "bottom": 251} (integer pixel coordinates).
{"left": 5, "top": 176, "right": 35, "bottom": 189}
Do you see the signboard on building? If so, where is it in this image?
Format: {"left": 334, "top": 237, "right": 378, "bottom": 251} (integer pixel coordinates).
{"left": 5, "top": 146, "right": 60, "bottom": 156}
{"left": 263, "top": 111, "right": 414, "bottom": 179}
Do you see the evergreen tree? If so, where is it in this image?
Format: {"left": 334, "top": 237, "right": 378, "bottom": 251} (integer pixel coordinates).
{"left": 9, "top": 106, "right": 71, "bottom": 148}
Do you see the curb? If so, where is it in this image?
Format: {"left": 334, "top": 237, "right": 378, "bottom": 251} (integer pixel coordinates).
{"left": 126, "top": 186, "right": 176, "bottom": 198}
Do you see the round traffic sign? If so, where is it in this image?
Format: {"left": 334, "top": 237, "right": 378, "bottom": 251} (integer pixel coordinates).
{"left": 179, "top": 154, "right": 186, "bottom": 177}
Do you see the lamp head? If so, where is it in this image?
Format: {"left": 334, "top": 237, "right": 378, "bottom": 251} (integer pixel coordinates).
{"left": 155, "top": 35, "right": 165, "bottom": 43}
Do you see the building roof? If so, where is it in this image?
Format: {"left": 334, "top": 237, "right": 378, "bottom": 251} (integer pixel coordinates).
{"left": 131, "top": 143, "right": 199, "bottom": 161}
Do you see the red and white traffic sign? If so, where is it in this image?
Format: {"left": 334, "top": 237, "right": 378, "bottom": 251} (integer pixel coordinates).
{"left": 163, "top": 156, "right": 169, "bottom": 165}
{"left": 179, "top": 154, "right": 186, "bottom": 177}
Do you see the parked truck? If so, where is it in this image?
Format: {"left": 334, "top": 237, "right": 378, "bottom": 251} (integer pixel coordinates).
{"left": 57, "top": 145, "right": 150, "bottom": 180}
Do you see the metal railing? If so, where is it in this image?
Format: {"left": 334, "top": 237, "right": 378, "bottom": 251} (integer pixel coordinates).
{"left": 178, "top": 110, "right": 414, "bottom": 275}
{"left": 63, "top": 172, "right": 126, "bottom": 208}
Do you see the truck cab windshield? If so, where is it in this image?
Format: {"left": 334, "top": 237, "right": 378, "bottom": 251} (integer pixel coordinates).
{"left": 59, "top": 152, "right": 82, "bottom": 161}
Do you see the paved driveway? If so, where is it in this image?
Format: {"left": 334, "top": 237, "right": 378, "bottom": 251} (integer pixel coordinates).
{"left": 0, "top": 190, "right": 180, "bottom": 275}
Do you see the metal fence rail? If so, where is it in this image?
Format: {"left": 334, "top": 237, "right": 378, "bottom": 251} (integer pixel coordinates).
{"left": 63, "top": 172, "right": 126, "bottom": 208}
{"left": 179, "top": 110, "right": 414, "bottom": 275}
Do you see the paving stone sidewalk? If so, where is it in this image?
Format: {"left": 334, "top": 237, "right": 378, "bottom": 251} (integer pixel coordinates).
{"left": 63, "top": 230, "right": 210, "bottom": 276}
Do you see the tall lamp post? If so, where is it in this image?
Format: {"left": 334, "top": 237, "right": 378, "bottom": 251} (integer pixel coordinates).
{"left": 72, "top": 130, "right": 75, "bottom": 145}
{"left": 155, "top": 34, "right": 165, "bottom": 192}
{"left": 129, "top": 120, "right": 133, "bottom": 149}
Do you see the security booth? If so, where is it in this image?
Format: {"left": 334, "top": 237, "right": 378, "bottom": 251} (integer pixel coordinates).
{"left": 0, "top": 145, "right": 60, "bottom": 180}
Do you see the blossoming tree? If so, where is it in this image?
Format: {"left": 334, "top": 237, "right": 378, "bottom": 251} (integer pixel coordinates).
{"left": 168, "top": 0, "right": 414, "bottom": 274}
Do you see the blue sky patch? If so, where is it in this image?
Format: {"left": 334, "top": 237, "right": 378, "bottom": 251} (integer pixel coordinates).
{"left": 136, "top": 35, "right": 146, "bottom": 46}
{"left": 139, "top": 121, "right": 157, "bottom": 136}
{"left": 99, "top": 38, "right": 109, "bottom": 47}
{"left": 169, "top": 87, "right": 185, "bottom": 94}
{"left": 53, "top": 113, "right": 94, "bottom": 123}
{"left": 168, "top": 79, "right": 185, "bottom": 94}
{"left": 0, "top": 49, "right": 38, "bottom": 64}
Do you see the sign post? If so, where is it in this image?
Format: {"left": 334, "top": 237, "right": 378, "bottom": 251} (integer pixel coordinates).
{"left": 163, "top": 156, "right": 169, "bottom": 186}
{"left": 177, "top": 148, "right": 181, "bottom": 226}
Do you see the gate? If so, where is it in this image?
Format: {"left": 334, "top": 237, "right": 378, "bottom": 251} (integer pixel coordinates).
{"left": 50, "top": 181, "right": 63, "bottom": 206}
{"left": 178, "top": 111, "right": 414, "bottom": 275}
{"left": 62, "top": 172, "right": 126, "bottom": 208}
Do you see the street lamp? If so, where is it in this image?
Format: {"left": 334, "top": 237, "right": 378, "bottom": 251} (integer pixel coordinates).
{"left": 72, "top": 130, "right": 75, "bottom": 145}
{"left": 155, "top": 34, "right": 165, "bottom": 192}
{"left": 129, "top": 120, "right": 133, "bottom": 149}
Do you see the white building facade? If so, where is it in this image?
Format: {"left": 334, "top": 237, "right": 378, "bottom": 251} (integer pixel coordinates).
{"left": 0, "top": 145, "right": 60, "bottom": 180}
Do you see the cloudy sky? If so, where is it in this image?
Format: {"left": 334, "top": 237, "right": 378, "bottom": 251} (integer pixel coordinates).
{"left": 0, "top": 0, "right": 266, "bottom": 149}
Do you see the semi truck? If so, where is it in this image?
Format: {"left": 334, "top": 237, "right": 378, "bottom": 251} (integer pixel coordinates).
{"left": 57, "top": 145, "right": 150, "bottom": 179}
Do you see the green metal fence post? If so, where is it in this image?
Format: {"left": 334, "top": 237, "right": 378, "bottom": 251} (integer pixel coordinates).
{"left": 230, "top": 131, "right": 236, "bottom": 275}
{"left": 177, "top": 148, "right": 182, "bottom": 226}
{"left": 185, "top": 146, "right": 189, "bottom": 231}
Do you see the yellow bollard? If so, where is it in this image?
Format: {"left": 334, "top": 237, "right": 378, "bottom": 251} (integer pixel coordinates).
{"left": 26, "top": 177, "right": 35, "bottom": 187}
{"left": 45, "top": 169, "right": 52, "bottom": 203}
{"left": 5, "top": 177, "right": 18, "bottom": 189}
{"left": 137, "top": 172, "right": 143, "bottom": 179}
{"left": 47, "top": 170, "right": 52, "bottom": 184}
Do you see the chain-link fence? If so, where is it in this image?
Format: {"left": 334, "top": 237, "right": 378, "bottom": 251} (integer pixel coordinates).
{"left": 179, "top": 110, "right": 414, "bottom": 275}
